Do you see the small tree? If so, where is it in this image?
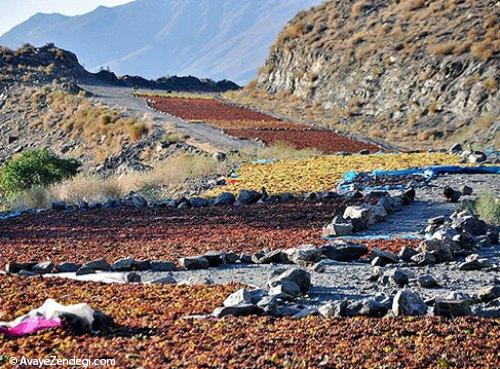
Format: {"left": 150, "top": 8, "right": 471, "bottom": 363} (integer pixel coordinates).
{"left": 0, "top": 149, "right": 80, "bottom": 197}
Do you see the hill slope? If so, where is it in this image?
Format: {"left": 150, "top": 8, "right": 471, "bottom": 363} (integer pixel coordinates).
{"left": 235, "top": 0, "right": 499, "bottom": 149}
{"left": 0, "top": 0, "right": 321, "bottom": 84}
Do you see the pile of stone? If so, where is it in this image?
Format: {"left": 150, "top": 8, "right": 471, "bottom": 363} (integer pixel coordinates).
{"left": 323, "top": 188, "right": 415, "bottom": 237}
{"left": 212, "top": 269, "right": 499, "bottom": 319}
{"left": 45, "top": 188, "right": 356, "bottom": 215}
{"left": 4, "top": 240, "right": 367, "bottom": 279}
{"left": 449, "top": 144, "right": 498, "bottom": 164}
{"left": 5, "top": 257, "right": 177, "bottom": 281}
{"left": 212, "top": 268, "right": 314, "bottom": 318}
{"left": 418, "top": 209, "right": 499, "bottom": 269}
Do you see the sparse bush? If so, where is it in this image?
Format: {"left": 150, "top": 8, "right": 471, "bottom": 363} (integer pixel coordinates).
{"left": 246, "top": 80, "right": 258, "bottom": 90}
{"left": 352, "top": 1, "right": 368, "bottom": 16}
{"left": 99, "top": 113, "right": 115, "bottom": 125}
{"left": 162, "top": 131, "right": 186, "bottom": 144}
{"left": 405, "top": 0, "right": 426, "bottom": 11}
{"left": 471, "top": 41, "right": 493, "bottom": 61}
{"left": 129, "top": 123, "right": 149, "bottom": 140}
{"left": 276, "top": 21, "right": 307, "bottom": 46}
{"left": 428, "top": 41, "right": 458, "bottom": 56}
{"left": 463, "top": 194, "right": 500, "bottom": 224}
{"left": 0, "top": 149, "right": 80, "bottom": 199}
{"left": 483, "top": 78, "right": 497, "bottom": 93}
{"left": 44, "top": 63, "right": 55, "bottom": 75}
{"left": 54, "top": 49, "right": 66, "bottom": 60}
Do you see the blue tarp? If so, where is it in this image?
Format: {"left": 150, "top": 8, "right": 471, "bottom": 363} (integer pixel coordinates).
{"left": 325, "top": 234, "right": 424, "bottom": 240}
{"left": 340, "top": 165, "right": 500, "bottom": 184}
{"left": 337, "top": 165, "right": 500, "bottom": 191}
{"left": 372, "top": 165, "right": 500, "bottom": 177}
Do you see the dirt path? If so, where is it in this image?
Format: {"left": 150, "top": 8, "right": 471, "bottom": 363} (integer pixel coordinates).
{"left": 80, "top": 84, "right": 261, "bottom": 153}
{"left": 353, "top": 173, "right": 499, "bottom": 239}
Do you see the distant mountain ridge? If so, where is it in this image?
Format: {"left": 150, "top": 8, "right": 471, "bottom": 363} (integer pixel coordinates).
{"left": 0, "top": 0, "right": 321, "bottom": 84}
{"left": 0, "top": 44, "right": 239, "bottom": 93}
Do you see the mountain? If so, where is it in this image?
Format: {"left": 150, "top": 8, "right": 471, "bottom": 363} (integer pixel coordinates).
{"left": 238, "top": 0, "right": 498, "bottom": 149}
{"left": 0, "top": 0, "right": 321, "bottom": 84}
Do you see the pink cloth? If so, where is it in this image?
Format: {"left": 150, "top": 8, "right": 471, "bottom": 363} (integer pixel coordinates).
{"left": 0, "top": 316, "right": 62, "bottom": 337}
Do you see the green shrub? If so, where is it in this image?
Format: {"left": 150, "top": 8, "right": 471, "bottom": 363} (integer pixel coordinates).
{"left": 0, "top": 149, "right": 81, "bottom": 198}
{"left": 475, "top": 193, "right": 500, "bottom": 224}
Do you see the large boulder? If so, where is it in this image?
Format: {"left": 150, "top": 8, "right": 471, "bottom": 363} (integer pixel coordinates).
{"left": 111, "top": 257, "right": 136, "bottom": 272}
{"left": 213, "top": 304, "right": 262, "bottom": 318}
{"left": 124, "top": 193, "right": 148, "bottom": 208}
{"left": 285, "top": 244, "right": 323, "bottom": 265}
{"left": 6, "top": 262, "right": 37, "bottom": 274}
{"left": 321, "top": 241, "right": 368, "bottom": 261}
{"left": 392, "top": 290, "right": 428, "bottom": 316}
{"left": 319, "top": 299, "right": 387, "bottom": 318}
{"left": 411, "top": 251, "right": 437, "bottom": 266}
{"left": 253, "top": 250, "right": 290, "bottom": 264}
{"left": 179, "top": 256, "right": 210, "bottom": 270}
{"left": 433, "top": 299, "right": 471, "bottom": 318}
{"left": 202, "top": 252, "right": 227, "bottom": 267}
{"left": 269, "top": 280, "right": 301, "bottom": 297}
{"left": 223, "top": 288, "right": 267, "bottom": 307}
{"left": 318, "top": 300, "right": 349, "bottom": 318}
{"left": 381, "top": 269, "right": 409, "bottom": 287}
{"left": 322, "top": 217, "right": 353, "bottom": 237}
{"left": 398, "top": 247, "right": 418, "bottom": 262}
{"left": 443, "top": 186, "right": 462, "bottom": 203}
{"left": 237, "top": 190, "right": 262, "bottom": 205}
{"left": 268, "top": 268, "right": 311, "bottom": 294}
{"left": 370, "top": 248, "right": 400, "bottom": 265}
{"left": 32, "top": 261, "right": 54, "bottom": 274}
{"left": 150, "top": 260, "right": 177, "bottom": 272}
{"left": 452, "top": 215, "right": 488, "bottom": 237}
{"left": 343, "top": 205, "right": 375, "bottom": 230}
{"left": 476, "top": 286, "right": 500, "bottom": 302}
{"left": 55, "top": 262, "right": 81, "bottom": 273}
{"left": 418, "top": 275, "right": 440, "bottom": 288}
{"left": 190, "top": 197, "right": 210, "bottom": 208}
{"left": 213, "top": 192, "right": 236, "bottom": 206}
{"left": 83, "top": 259, "right": 110, "bottom": 271}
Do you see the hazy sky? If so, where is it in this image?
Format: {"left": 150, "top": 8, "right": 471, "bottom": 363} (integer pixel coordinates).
{"left": 0, "top": 0, "right": 133, "bottom": 36}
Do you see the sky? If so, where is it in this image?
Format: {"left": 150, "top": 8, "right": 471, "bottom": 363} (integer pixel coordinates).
{"left": 0, "top": 0, "right": 134, "bottom": 36}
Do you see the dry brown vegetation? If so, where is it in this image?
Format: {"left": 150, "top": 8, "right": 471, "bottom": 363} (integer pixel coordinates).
{"left": 4, "top": 86, "right": 153, "bottom": 155}
{"left": 270, "top": 0, "right": 498, "bottom": 69}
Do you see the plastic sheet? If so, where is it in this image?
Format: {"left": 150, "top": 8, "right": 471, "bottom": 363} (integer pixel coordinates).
{"left": 338, "top": 165, "right": 500, "bottom": 191}
{"left": 0, "top": 299, "right": 96, "bottom": 337}
{"left": 0, "top": 317, "right": 62, "bottom": 337}
{"left": 332, "top": 234, "right": 424, "bottom": 240}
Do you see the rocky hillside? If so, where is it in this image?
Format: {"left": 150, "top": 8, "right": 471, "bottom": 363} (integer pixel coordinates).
{"left": 245, "top": 0, "right": 499, "bottom": 149}
{"left": 0, "top": 43, "right": 93, "bottom": 87}
{"left": 0, "top": 44, "right": 240, "bottom": 92}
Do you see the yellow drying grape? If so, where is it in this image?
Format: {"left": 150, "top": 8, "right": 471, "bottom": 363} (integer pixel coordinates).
{"left": 206, "top": 153, "right": 465, "bottom": 196}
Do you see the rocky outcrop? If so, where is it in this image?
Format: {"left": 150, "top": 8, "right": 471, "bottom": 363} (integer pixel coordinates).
{"left": 94, "top": 70, "right": 240, "bottom": 92}
{"left": 0, "top": 44, "right": 240, "bottom": 92}
{"left": 254, "top": 0, "right": 499, "bottom": 148}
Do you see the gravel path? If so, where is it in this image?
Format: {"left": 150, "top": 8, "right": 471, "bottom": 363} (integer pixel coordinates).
{"left": 352, "top": 173, "right": 499, "bottom": 239}
{"left": 47, "top": 244, "right": 499, "bottom": 306}
{"left": 80, "top": 84, "right": 261, "bottom": 152}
